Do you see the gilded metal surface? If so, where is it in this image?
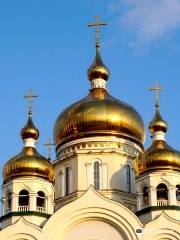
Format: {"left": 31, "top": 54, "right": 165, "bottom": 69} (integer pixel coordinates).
{"left": 149, "top": 108, "right": 168, "bottom": 134}
{"left": 136, "top": 140, "right": 180, "bottom": 176}
{"left": 87, "top": 49, "right": 109, "bottom": 81}
{"left": 3, "top": 147, "right": 55, "bottom": 183}
{"left": 21, "top": 115, "right": 39, "bottom": 140}
{"left": 54, "top": 88, "right": 145, "bottom": 148}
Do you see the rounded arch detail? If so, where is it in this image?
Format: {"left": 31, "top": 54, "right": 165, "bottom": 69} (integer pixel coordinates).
{"left": 7, "top": 233, "right": 38, "bottom": 240}
{"left": 44, "top": 206, "right": 140, "bottom": 240}
{"left": 155, "top": 179, "right": 170, "bottom": 188}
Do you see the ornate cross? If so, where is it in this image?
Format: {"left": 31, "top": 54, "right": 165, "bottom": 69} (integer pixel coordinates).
{"left": 149, "top": 82, "right": 163, "bottom": 107}
{"left": 24, "top": 89, "right": 38, "bottom": 113}
{"left": 44, "top": 138, "right": 55, "bottom": 160}
{"left": 87, "top": 16, "right": 107, "bottom": 48}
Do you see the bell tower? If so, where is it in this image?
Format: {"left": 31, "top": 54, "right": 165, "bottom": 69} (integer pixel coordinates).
{"left": 135, "top": 83, "right": 180, "bottom": 223}
{"left": 1, "top": 90, "right": 55, "bottom": 229}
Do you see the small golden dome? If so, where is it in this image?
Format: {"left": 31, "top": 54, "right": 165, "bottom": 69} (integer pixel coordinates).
{"left": 137, "top": 140, "right": 180, "bottom": 175}
{"left": 21, "top": 111, "right": 39, "bottom": 140}
{"left": 136, "top": 104, "right": 180, "bottom": 176}
{"left": 3, "top": 111, "right": 54, "bottom": 183}
{"left": 3, "top": 147, "right": 54, "bottom": 183}
{"left": 54, "top": 88, "right": 145, "bottom": 148}
{"left": 149, "top": 107, "right": 168, "bottom": 134}
{"left": 87, "top": 49, "right": 110, "bottom": 81}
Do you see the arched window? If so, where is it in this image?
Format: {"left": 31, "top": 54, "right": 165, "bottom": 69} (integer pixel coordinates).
{"left": 176, "top": 185, "right": 180, "bottom": 201}
{"left": 19, "top": 190, "right": 29, "bottom": 206}
{"left": 37, "top": 191, "right": 45, "bottom": 212}
{"left": 65, "top": 167, "right": 70, "bottom": 195}
{"left": 94, "top": 161, "right": 100, "bottom": 190}
{"left": 126, "top": 165, "right": 131, "bottom": 193}
{"left": 37, "top": 191, "right": 45, "bottom": 208}
{"left": 142, "top": 186, "right": 149, "bottom": 206}
{"left": 156, "top": 183, "right": 168, "bottom": 206}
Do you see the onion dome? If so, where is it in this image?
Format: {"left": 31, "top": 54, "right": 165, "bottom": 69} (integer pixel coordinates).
{"left": 3, "top": 111, "right": 54, "bottom": 184}
{"left": 149, "top": 107, "right": 168, "bottom": 134}
{"left": 21, "top": 111, "right": 39, "bottom": 140}
{"left": 136, "top": 102, "right": 180, "bottom": 176}
{"left": 53, "top": 42, "right": 145, "bottom": 149}
{"left": 87, "top": 47, "right": 110, "bottom": 81}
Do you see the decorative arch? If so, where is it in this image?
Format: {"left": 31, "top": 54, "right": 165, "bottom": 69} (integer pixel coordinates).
{"left": 158, "top": 178, "right": 171, "bottom": 188}
{"left": 142, "top": 213, "right": 180, "bottom": 240}
{"left": 0, "top": 217, "right": 42, "bottom": 240}
{"left": 36, "top": 186, "right": 49, "bottom": 196}
{"left": 148, "top": 230, "right": 180, "bottom": 240}
{"left": 62, "top": 217, "right": 128, "bottom": 240}
{"left": 17, "top": 184, "right": 32, "bottom": 195}
{"left": 43, "top": 186, "right": 142, "bottom": 240}
{"left": 8, "top": 234, "right": 38, "bottom": 240}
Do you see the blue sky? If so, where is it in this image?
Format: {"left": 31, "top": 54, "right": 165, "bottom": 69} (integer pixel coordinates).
{"left": 1, "top": 0, "right": 180, "bottom": 184}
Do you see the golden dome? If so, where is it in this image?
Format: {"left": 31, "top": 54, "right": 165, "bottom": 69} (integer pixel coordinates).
{"left": 149, "top": 107, "right": 168, "bottom": 134}
{"left": 54, "top": 38, "right": 145, "bottom": 149}
{"left": 21, "top": 111, "right": 39, "bottom": 140}
{"left": 54, "top": 88, "right": 145, "bottom": 148}
{"left": 3, "top": 111, "right": 54, "bottom": 183}
{"left": 3, "top": 147, "right": 54, "bottom": 183}
{"left": 87, "top": 48, "right": 110, "bottom": 81}
{"left": 137, "top": 140, "right": 180, "bottom": 175}
{"left": 136, "top": 103, "right": 180, "bottom": 176}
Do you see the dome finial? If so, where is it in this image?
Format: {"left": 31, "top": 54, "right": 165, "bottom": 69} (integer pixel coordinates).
{"left": 148, "top": 82, "right": 168, "bottom": 140}
{"left": 87, "top": 16, "right": 107, "bottom": 51}
{"left": 87, "top": 16, "right": 110, "bottom": 88}
{"left": 21, "top": 89, "right": 39, "bottom": 146}
{"left": 23, "top": 89, "right": 38, "bottom": 117}
{"left": 149, "top": 81, "right": 163, "bottom": 109}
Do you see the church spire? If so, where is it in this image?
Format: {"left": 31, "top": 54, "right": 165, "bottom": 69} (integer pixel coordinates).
{"left": 87, "top": 16, "right": 110, "bottom": 89}
{"left": 20, "top": 89, "right": 39, "bottom": 147}
{"left": 148, "top": 82, "right": 168, "bottom": 141}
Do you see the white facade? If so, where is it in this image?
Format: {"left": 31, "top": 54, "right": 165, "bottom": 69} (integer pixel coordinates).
{"left": 54, "top": 136, "right": 141, "bottom": 211}
{"left": 1, "top": 176, "right": 54, "bottom": 228}
{"left": 0, "top": 187, "right": 180, "bottom": 240}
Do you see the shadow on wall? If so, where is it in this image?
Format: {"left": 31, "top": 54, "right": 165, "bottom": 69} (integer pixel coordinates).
{"left": 109, "top": 148, "right": 137, "bottom": 211}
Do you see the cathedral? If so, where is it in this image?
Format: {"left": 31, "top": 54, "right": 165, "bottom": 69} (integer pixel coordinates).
{"left": 0, "top": 17, "right": 180, "bottom": 240}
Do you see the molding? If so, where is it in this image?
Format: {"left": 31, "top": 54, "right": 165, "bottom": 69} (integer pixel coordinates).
{"left": 136, "top": 205, "right": 180, "bottom": 216}
{"left": 54, "top": 141, "right": 140, "bottom": 163}
{"left": 0, "top": 211, "right": 51, "bottom": 222}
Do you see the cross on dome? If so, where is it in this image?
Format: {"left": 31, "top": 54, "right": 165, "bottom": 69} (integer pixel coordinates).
{"left": 23, "top": 89, "right": 38, "bottom": 116}
{"left": 149, "top": 82, "right": 164, "bottom": 108}
{"left": 87, "top": 16, "right": 107, "bottom": 49}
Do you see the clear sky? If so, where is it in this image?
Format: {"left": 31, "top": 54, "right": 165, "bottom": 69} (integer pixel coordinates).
{"left": 1, "top": 0, "right": 180, "bottom": 185}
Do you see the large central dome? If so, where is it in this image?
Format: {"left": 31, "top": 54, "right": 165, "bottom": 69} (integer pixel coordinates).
{"left": 54, "top": 45, "right": 145, "bottom": 149}
{"left": 54, "top": 88, "right": 145, "bottom": 148}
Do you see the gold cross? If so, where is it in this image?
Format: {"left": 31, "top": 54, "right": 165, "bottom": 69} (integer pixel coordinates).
{"left": 87, "top": 16, "right": 107, "bottom": 48}
{"left": 44, "top": 138, "right": 55, "bottom": 160}
{"left": 149, "top": 82, "right": 164, "bottom": 107}
{"left": 24, "top": 89, "right": 38, "bottom": 114}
